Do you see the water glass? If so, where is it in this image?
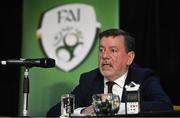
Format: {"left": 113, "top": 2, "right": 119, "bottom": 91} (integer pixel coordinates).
{"left": 60, "top": 94, "right": 75, "bottom": 117}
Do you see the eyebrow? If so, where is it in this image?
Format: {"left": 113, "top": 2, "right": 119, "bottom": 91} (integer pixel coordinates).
{"left": 99, "top": 45, "right": 118, "bottom": 48}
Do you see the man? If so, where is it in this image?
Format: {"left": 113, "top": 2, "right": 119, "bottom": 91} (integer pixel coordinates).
{"left": 47, "top": 28, "right": 173, "bottom": 116}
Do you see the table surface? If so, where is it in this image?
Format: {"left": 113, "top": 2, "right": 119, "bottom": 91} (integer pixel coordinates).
{"left": 70, "top": 110, "right": 180, "bottom": 117}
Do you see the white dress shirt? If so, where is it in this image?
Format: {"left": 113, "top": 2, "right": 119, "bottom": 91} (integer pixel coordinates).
{"left": 104, "top": 71, "right": 128, "bottom": 114}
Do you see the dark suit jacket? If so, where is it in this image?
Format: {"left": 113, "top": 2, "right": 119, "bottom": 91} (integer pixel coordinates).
{"left": 46, "top": 64, "right": 173, "bottom": 117}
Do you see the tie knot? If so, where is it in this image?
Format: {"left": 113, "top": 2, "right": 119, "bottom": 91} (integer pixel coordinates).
{"left": 106, "top": 81, "right": 116, "bottom": 93}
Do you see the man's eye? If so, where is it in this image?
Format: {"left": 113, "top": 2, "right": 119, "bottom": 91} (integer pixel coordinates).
{"left": 99, "top": 48, "right": 104, "bottom": 52}
{"left": 111, "top": 49, "right": 117, "bottom": 53}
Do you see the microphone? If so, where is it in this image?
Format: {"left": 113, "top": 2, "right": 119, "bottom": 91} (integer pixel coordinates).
{"left": 1, "top": 58, "right": 56, "bottom": 68}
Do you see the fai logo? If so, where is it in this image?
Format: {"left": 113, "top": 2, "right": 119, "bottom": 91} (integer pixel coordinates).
{"left": 37, "top": 4, "right": 101, "bottom": 72}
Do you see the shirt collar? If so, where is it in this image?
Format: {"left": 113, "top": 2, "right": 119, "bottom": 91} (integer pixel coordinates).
{"left": 104, "top": 71, "right": 128, "bottom": 88}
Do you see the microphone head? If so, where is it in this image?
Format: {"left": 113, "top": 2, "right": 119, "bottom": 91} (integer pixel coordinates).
{"left": 41, "top": 58, "right": 56, "bottom": 68}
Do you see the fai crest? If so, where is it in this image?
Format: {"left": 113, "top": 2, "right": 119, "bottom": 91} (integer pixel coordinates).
{"left": 37, "top": 4, "right": 101, "bottom": 72}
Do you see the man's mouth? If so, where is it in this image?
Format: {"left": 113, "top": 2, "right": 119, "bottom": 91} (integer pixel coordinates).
{"left": 101, "top": 60, "right": 112, "bottom": 68}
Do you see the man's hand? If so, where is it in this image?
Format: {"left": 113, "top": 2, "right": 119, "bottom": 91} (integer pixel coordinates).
{"left": 81, "top": 105, "right": 95, "bottom": 116}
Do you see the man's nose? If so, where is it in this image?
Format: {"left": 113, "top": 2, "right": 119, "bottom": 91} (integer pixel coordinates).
{"left": 102, "top": 51, "right": 110, "bottom": 58}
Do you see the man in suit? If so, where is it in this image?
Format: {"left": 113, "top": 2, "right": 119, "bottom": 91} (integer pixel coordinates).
{"left": 47, "top": 28, "right": 173, "bottom": 117}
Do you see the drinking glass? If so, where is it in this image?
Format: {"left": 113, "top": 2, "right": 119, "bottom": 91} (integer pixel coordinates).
{"left": 60, "top": 94, "right": 75, "bottom": 117}
{"left": 92, "top": 93, "right": 120, "bottom": 116}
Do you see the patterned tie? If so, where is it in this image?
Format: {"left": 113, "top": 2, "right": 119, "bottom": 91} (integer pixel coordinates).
{"left": 106, "top": 81, "right": 116, "bottom": 93}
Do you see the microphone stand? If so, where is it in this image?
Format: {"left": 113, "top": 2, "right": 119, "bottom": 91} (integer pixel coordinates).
{"left": 22, "top": 67, "right": 30, "bottom": 116}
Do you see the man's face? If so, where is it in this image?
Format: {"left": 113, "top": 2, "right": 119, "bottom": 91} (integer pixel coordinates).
{"left": 98, "top": 36, "right": 134, "bottom": 81}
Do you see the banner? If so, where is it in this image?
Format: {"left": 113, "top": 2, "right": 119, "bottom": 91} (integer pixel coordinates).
{"left": 19, "top": 0, "right": 119, "bottom": 116}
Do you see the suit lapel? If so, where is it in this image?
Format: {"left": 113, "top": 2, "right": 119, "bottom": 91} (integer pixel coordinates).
{"left": 92, "top": 73, "right": 104, "bottom": 94}
{"left": 121, "top": 67, "right": 132, "bottom": 102}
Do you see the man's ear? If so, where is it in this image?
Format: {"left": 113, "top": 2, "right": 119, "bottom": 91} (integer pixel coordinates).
{"left": 127, "top": 51, "right": 135, "bottom": 66}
